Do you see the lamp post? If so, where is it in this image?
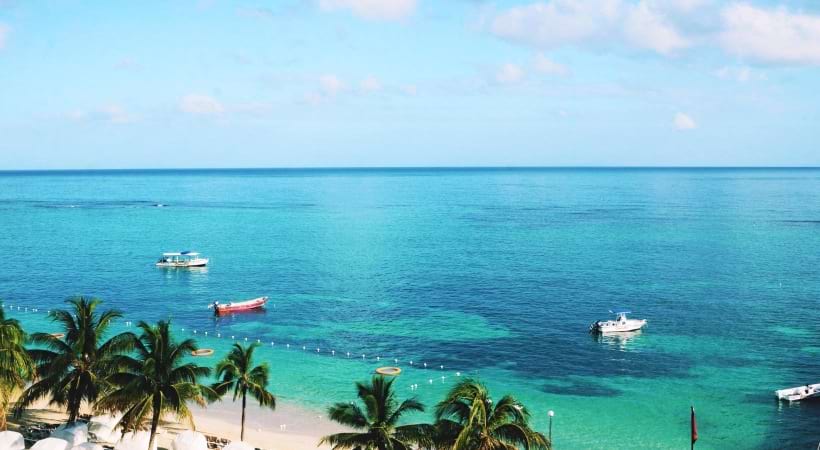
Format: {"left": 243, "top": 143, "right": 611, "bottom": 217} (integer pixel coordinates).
{"left": 548, "top": 410, "right": 554, "bottom": 443}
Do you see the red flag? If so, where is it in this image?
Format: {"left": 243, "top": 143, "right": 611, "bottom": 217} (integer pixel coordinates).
{"left": 691, "top": 406, "right": 698, "bottom": 446}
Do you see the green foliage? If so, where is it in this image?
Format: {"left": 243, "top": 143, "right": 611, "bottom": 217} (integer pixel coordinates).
{"left": 96, "top": 320, "right": 215, "bottom": 450}
{"left": 211, "top": 342, "right": 276, "bottom": 441}
{"left": 15, "top": 297, "right": 134, "bottom": 423}
{"left": 320, "top": 375, "right": 434, "bottom": 450}
{"left": 434, "top": 378, "right": 550, "bottom": 450}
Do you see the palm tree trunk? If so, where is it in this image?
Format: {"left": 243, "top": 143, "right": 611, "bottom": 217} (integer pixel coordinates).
{"left": 147, "top": 396, "right": 161, "bottom": 450}
{"left": 240, "top": 390, "right": 247, "bottom": 441}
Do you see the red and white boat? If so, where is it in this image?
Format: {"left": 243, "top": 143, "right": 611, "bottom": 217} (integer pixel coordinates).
{"left": 210, "top": 297, "right": 268, "bottom": 315}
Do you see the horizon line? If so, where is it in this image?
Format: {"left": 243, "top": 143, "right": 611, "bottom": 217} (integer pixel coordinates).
{"left": 1, "top": 165, "right": 819, "bottom": 173}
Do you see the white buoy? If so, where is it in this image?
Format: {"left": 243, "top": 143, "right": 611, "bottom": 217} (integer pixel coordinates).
{"left": 440, "top": 365, "right": 444, "bottom": 369}
{"left": 332, "top": 350, "right": 335, "bottom": 355}
{"left": 424, "top": 363, "right": 427, "bottom": 368}
{"left": 429, "top": 379, "right": 433, "bottom": 384}
{"left": 456, "top": 372, "right": 461, "bottom": 376}
{"left": 377, "top": 356, "right": 380, "bottom": 361}
{"left": 362, "top": 354, "right": 366, "bottom": 359}
{"left": 257, "top": 339, "right": 261, "bottom": 343}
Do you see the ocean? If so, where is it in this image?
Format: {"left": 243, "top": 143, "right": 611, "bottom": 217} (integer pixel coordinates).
{"left": 1, "top": 168, "right": 819, "bottom": 449}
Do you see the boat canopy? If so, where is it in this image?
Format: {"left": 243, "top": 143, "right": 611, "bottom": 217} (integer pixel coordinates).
{"left": 610, "top": 310, "right": 631, "bottom": 314}
{"left": 162, "top": 251, "right": 200, "bottom": 257}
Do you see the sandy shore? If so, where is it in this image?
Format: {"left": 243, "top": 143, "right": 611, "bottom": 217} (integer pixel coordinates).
{"left": 9, "top": 397, "right": 346, "bottom": 450}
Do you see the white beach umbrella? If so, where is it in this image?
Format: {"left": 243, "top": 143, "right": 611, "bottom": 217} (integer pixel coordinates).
{"left": 88, "top": 414, "right": 122, "bottom": 444}
{"left": 72, "top": 443, "right": 104, "bottom": 450}
{"left": 0, "top": 430, "right": 25, "bottom": 450}
{"left": 52, "top": 422, "right": 89, "bottom": 446}
{"left": 171, "top": 430, "right": 208, "bottom": 450}
{"left": 31, "top": 437, "right": 72, "bottom": 450}
{"left": 222, "top": 442, "right": 255, "bottom": 450}
{"left": 115, "top": 431, "right": 157, "bottom": 450}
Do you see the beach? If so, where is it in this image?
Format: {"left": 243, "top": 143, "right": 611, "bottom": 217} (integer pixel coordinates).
{"left": 9, "top": 396, "right": 343, "bottom": 449}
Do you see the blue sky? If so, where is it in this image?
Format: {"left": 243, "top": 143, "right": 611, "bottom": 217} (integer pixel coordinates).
{"left": 1, "top": 0, "right": 819, "bottom": 169}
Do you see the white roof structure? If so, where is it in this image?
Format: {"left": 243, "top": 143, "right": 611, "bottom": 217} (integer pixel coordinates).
{"left": 88, "top": 414, "right": 121, "bottom": 444}
{"left": 222, "top": 442, "right": 255, "bottom": 450}
{"left": 52, "top": 422, "right": 88, "bottom": 447}
{"left": 0, "top": 431, "right": 25, "bottom": 450}
{"left": 31, "top": 437, "right": 72, "bottom": 450}
{"left": 72, "top": 443, "right": 104, "bottom": 450}
{"left": 162, "top": 251, "right": 200, "bottom": 256}
{"left": 171, "top": 431, "right": 208, "bottom": 450}
{"left": 115, "top": 432, "right": 157, "bottom": 450}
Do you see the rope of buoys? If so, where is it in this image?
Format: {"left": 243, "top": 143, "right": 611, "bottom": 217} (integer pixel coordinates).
{"left": 2, "top": 301, "right": 467, "bottom": 388}
{"left": 376, "top": 366, "right": 402, "bottom": 376}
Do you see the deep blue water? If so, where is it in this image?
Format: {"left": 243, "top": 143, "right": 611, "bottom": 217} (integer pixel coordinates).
{"left": 1, "top": 168, "right": 819, "bottom": 449}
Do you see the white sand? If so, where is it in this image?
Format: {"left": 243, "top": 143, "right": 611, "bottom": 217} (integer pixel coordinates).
{"left": 10, "top": 397, "right": 347, "bottom": 450}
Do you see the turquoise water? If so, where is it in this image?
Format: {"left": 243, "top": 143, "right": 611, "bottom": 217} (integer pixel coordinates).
{"left": 1, "top": 168, "right": 819, "bottom": 449}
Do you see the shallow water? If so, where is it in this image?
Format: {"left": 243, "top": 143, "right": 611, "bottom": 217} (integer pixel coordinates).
{"left": 1, "top": 168, "right": 819, "bottom": 449}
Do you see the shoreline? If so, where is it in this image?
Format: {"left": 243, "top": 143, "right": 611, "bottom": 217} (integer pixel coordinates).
{"left": 9, "top": 397, "right": 345, "bottom": 450}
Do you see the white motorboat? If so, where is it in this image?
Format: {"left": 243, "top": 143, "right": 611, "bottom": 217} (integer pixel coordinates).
{"left": 590, "top": 310, "right": 647, "bottom": 333}
{"left": 776, "top": 383, "right": 820, "bottom": 402}
{"left": 156, "top": 251, "right": 209, "bottom": 268}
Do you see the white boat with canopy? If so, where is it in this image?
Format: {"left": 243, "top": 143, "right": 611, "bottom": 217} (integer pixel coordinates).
{"left": 776, "top": 383, "right": 820, "bottom": 402}
{"left": 156, "top": 251, "right": 208, "bottom": 268}
{"left": 590, "top": 310, "right": 647, "bottom": 333}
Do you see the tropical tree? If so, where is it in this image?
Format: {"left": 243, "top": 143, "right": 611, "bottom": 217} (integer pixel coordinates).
{"left": 320, "top": 375, "right": 434, "bottom": 450}
{"left": 0, "top": 305, "right": 34, "bottom": 430}
{"left": 15, "top": 297, "right": 133, "bottom": 423}
{"left": 211, "top": 342, "right": 276, "bottom": 441}
{"left": 434, "top": 378, "right": 550, "bottom": 450}
{"left": 96, "top": 320, "right": 216, "bottom": 450}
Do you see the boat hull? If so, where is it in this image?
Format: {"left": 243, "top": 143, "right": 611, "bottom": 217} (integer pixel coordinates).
{"left": 591, "top": 319, "right": 647, "bottom": 333}
{"left": 776, "top": 383, "right": 820, "bottom": 402}
{"left": 214, "top": 296, "right": 267, "bottom": 315}
{"left": 156, "top": 258, "right": 209, "bottom": 268}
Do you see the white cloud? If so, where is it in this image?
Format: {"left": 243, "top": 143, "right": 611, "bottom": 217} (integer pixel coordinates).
{"left": 0, "top": 24, "right": 9, "bottom": 50}
{"left": 496, "top": 63, "right": 525, "bottom": 84}
{"left": 490, "top": 0, "right": 619, "bottom": 49}
{"left": 489, "top": 0, "right": 690, "bottom": 56}
{"left": 359, "top": 75, "right": 383, "bottom": 92}
{"left": 623, "top": 2, "right": 690, "bottom": 55}
{"left": 318, "top": 0, "right": 416, "bottom": 21}
{"left": 674, "top": 112, "right": 697, "bottom": 130}
{"left": 720, "top": 3, "right": 820, "bottom": 66}
{"left": 179, "top": 94, "right": 224, "bottom": 115}
{"left": 319, "top": 74, "right": 346, "bottom": 96}
{"left": 532, "top": 53, "right": 570, "bottom": 76}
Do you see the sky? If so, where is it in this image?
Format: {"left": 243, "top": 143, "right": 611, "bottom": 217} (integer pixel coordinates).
{"left": 1, "top": 0, "right": 819, "bottom": 169}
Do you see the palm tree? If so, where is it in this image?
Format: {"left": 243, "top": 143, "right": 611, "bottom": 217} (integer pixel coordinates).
{"left": 320, "top": 375, "right": 434, "bottom": 450}
{"left": 434, "top": 378, "right": 550, "bottom": 450}
{"left": 211, "top": 342, "right": 276, "bottom": 441}
{"left": 0, "top": 305, "right": 34, "bottom": 430}
{"left": 16, "top": 297, "right": 133, "bottom": 423}
{"left": 96, "top": 320, "right": 215, "bottom": 450}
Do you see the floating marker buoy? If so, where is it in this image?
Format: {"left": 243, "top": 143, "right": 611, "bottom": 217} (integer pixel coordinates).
{"left": 376, "top": 367, "right": 402, "bottom": 376}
